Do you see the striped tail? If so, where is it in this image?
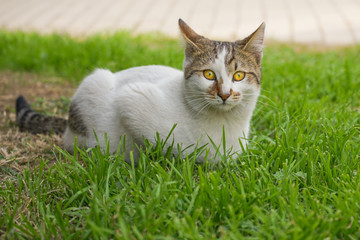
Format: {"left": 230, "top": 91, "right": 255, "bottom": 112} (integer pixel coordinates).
{"left": 15, "top": 95, "right": 67, "bottom": 135}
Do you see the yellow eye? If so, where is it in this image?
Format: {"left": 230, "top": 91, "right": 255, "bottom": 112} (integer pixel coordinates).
{"left": 233, "top": 71, "right": 246, "bottom": 81}
{"left": 203, "top": 70, "right": 216, "bottom": 80}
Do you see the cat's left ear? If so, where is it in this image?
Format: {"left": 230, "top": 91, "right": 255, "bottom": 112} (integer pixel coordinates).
{"left": 238, "top": 22, "right": 265, "bottom": 64}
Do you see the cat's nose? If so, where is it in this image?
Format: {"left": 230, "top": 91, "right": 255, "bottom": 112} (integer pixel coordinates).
{"left": 218, "top": 89, "right": 233, "bottom": 102}
{"left": 218, "top": 93, "right": 230, "bottom": 102}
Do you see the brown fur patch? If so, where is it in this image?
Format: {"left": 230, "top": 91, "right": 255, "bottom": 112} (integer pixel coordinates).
{"left": 208, "top": 81, "right": 219, "bottom": 97}
{"left": 68, "top": 102, "right": 88, "bottom": 136}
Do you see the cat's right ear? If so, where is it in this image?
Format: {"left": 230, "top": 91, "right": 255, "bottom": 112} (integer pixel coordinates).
{"left": 237, "top": 22, "right": 265, "bottom": 64}
{"left": 178, "top": 19, "right": 204, "bottom": 50}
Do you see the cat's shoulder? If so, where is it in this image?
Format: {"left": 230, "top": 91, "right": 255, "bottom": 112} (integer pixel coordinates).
{"left": 77, "top": 68, "right": 116, "bottom": 92}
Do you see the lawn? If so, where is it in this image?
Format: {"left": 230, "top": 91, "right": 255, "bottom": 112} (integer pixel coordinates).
{"left": 0, "top": 31, "right": 360, "bottom": 239}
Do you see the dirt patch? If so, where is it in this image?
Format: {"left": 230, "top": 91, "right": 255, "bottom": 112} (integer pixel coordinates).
{"left": 0, "top": 71, "right": 76, "bottom": 180}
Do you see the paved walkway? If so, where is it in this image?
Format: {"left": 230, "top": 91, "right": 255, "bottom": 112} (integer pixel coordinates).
{"left": 1, "top": 0, "right": 360, "bottom": 46}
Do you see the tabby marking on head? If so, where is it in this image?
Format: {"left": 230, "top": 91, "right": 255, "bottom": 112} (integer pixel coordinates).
{"left": 179, "top": 19, "right": 264, "bottom": 113}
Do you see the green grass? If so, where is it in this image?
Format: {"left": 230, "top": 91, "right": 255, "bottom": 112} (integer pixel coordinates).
{"left": 0, "top": 31, "right": 183, "bottom": 82}
{"left": 1, "top": 31, "right": 360, "bottom": 239}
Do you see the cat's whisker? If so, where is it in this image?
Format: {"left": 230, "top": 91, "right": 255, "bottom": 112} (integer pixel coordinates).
{"left": 185, "top": 97, "right": 209, "bottom": 105}
{"left": 186, "top": 94, "right": 206, "bottom": 99}
{"left": 240, "top": 101, "right": 267, "bottom": 108}
{"left": 205, "top": 96, "right": 216, "bottom": 100}
{"left": 241, "top": 97, "right": 266, "bottom": 102}
{"left": 240, "top": 100, "right": 262, "bottom": 105}
{"left": 196, "top": 102, "right": 212, "bottom": 116}
{"left": 187, "top": 92, "right": 208, "bottom": 98}
{"left": 184, "top": 92, "right": 208, "bottom": 99}
{"left": 240, "top": 94, "right": 259, "bottom": 97}
{"left": 238, "top": 100, "right": 258, "bottom": 106}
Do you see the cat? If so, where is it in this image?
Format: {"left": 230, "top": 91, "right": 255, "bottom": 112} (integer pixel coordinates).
{"left": 15, "top": 19, "right": 265, "bottom": 163}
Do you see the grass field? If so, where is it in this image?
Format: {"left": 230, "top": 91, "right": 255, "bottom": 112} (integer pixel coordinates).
{"left": 0, "top": 31, "right": 360, "bottom": 239}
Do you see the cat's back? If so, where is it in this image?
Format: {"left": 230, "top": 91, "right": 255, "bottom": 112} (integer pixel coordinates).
{"left": 113, "top": 65, "right": 185, "bottom": 113}
{"left": 114, "top": 65, "right": 185, "bottom": 115}
{"left": 114, "top": 65, "right": 182, "bottom": 88}
{"left": 73, "top": 65, "right": 182, "bottom": 102}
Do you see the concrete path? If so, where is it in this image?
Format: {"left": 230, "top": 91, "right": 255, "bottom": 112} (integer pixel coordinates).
{"left": 1, "top": 0, "right": 360, "bottom": 46}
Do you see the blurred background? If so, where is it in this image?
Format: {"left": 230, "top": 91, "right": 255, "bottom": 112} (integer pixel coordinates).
{"left": 0, "top": 0, "right": 359, "bottom": 46}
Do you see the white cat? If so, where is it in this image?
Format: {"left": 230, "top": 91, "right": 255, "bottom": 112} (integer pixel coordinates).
{"left": 16, "top": 19, "right": 265, "bottom": 162}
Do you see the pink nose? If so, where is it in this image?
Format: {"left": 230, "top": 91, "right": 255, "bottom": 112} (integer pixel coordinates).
{"left": 218, "top": 93, "right": 230, "bottom": 101}
{"left": 218, "top": 89, "right": 233, "bottom": 102}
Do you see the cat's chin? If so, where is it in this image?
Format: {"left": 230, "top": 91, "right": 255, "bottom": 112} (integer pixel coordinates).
{"left": 212, "top": 103, "right": 237, "bottom": 112}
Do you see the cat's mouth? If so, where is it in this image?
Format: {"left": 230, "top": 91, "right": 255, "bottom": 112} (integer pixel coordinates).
{"left": 214, "top": 99, "right": 238, "bottom": 111}
{"left": 217, "top": 104, "right": 236, "bottom": 111}
{"left": 204, "top": 94, "right": 241, "bottom": 111}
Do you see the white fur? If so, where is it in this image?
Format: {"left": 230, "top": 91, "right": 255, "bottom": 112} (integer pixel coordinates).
{"left": 63, "top": 58, "right": 260, "bottom": 162}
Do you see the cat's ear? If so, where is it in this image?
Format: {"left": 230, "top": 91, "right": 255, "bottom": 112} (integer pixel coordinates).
{"left": 178, "top": 19, "right": 206, "bottom": 50}
{"left": 237, "top": 22, "right": 265, "bottom": 64}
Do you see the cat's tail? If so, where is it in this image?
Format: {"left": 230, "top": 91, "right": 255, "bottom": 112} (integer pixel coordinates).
{"left": 15, "top": 95, "right": 67, "bottom": 134}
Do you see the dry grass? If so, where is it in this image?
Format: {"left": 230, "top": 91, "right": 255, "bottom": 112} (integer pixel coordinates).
{"left": 0, "top": 71, "right": 75, "bottom": 180}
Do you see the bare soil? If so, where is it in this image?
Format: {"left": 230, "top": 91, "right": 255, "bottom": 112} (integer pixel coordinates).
{"left": 0, "top": 71, "right": 75, "bottom": 180}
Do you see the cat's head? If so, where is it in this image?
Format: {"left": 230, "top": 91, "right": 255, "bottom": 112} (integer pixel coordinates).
{"left": 179, "top": 19, "right": 265, "bottom": 113}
